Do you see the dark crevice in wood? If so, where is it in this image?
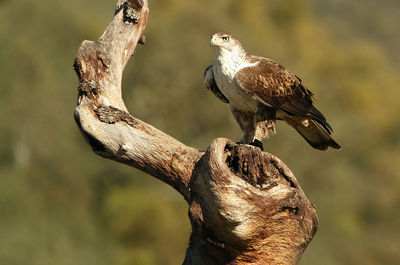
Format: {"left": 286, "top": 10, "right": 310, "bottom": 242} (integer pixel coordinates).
{"left": 138, "top": 34, "right": 146, "bottom": 44}
{"left": 83, "top": 131, "right": 107, "bottom": 154}
{"left": 123, "top": 0, "right": 143, "bottom": 24}
{"left": 225, "top": 143, "right": 291, "bottom": 190}
{"left": 115, "top": 6, "right": 123, "bottom": 16}
{"left": 270, "top": 159, "right": 296, "bottom": 188}
{"left": 115, "top": 0, "right": 144, "bottom": 23}
{"left": 97, "top": 54, "right": 110, "bottom": 69}
{"left": 74, "top": 114, "right": 107, "bottom": 153}
{"left": 203, "top": 223, "right": 227, "bottom": 249}
{"left": 281, "top": 205, "right": 300, "bottom": 215}
{"left": 278, "top": 191, "right": 303, "bottom": 215}
{"left": 127, "top": 0, "right": 144, "bottom": 10}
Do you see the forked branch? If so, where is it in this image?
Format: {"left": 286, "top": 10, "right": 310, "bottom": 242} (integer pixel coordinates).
{"left": 73, "top": 1, "right": 318, "bottom": 264}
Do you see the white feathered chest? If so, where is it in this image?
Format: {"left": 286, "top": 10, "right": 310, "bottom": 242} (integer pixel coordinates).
{"left": 213, "top": 48, "right": 259, "bottom": 112}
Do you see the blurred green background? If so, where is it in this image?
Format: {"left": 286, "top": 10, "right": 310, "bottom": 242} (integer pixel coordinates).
{"left": 0, "top": 0, "right": 399, "bottom": 264}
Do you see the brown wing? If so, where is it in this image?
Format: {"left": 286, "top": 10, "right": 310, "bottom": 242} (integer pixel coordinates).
{"left": 236, "top": 56, "right": 341, "bottom": 150}
{"left": 236, "top": 56, "right": 332, "bottom": 133}
{"left": 204, "top": 65, "right": 229, "bottom": 104}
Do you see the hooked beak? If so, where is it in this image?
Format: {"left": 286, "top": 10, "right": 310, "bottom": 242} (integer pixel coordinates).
{"left": 210, "top": 35, "right": 218, "bottom": 47}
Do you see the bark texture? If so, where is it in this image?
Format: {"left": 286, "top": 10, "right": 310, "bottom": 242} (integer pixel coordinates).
{"left": 73, "top": 1, "right": 318, "bottom": 264}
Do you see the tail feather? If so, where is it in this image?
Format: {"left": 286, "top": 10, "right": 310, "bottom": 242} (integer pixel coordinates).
{"left": 286, "top": 117, "right": 341, "bottom": 151}
{"left": 307, "top": 106, "right": 333, "bottom": 133}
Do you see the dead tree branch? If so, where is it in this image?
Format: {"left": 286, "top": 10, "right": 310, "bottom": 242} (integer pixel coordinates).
{"left": 73, "top": 1, "right": 318, "bottom": 264}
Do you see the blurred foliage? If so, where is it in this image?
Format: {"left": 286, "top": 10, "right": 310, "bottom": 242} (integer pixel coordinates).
{"left": 0, "top": 0, "right": 399, "bottom": 264}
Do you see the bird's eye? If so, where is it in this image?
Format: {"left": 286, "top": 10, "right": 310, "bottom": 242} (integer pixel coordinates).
{"left": 222, "top": 36, "right": 229, "bottom": 41}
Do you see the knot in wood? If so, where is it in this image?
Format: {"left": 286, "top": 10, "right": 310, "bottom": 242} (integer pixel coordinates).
{"left": 123, "top": 0, "right": 143, "bottom": 24}
{"left": 95, "top": 106, "right": 138, "bottom": 126}
{"left": 78, "top": 79, "right": 99, "bottom": 99}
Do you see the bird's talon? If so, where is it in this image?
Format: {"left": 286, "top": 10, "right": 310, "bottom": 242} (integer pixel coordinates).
{"left": 249, "top": 140, "right": 264, "bottom": 151}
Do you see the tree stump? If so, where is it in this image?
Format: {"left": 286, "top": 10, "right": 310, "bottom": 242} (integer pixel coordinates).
{"left": 73, "top": 1, "right": 318, "bottom": 264}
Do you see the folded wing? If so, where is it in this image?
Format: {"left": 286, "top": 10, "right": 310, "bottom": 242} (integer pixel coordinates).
{"left": 204, "top": 65, "right": 229, "bottom": 104}
{"left": 235, "top": 57, "right": 341, "bottom": 150}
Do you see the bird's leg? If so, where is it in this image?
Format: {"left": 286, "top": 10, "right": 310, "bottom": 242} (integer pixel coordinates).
{"left": 255, "top": 105, "right": 276, "bottom": 140}
{"left": 239, "top": 131, "right": 256, "bottom": 145}
{"left": 238, "top": 116, "right": 256, "bottom": 144}
{"left": 248, "top": 106, "right": 276, "bottom": 151}
{"left": 231, "top": 107, "right": 262, "bottom": 149}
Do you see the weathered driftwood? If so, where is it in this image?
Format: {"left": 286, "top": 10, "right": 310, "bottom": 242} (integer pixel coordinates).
{"left": 73, "top": 1, "right": 318, "bottom": 264}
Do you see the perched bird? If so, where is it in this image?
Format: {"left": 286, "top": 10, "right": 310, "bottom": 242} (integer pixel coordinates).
{"left": 205, "top": 32, "right": 341, "bottom": 151}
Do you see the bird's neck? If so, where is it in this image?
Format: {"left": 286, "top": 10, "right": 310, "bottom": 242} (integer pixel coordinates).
{"left": 214, "top": 46, "right": 248, "bottom": 73}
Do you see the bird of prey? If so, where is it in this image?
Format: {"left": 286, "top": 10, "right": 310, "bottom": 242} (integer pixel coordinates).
{"left": 205, "top": 32, "right": 341, "bottom": 151}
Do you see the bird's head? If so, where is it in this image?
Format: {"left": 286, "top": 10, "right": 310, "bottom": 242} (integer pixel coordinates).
{"left": 210, "top": 32, "right": 243, "bottom": 52}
